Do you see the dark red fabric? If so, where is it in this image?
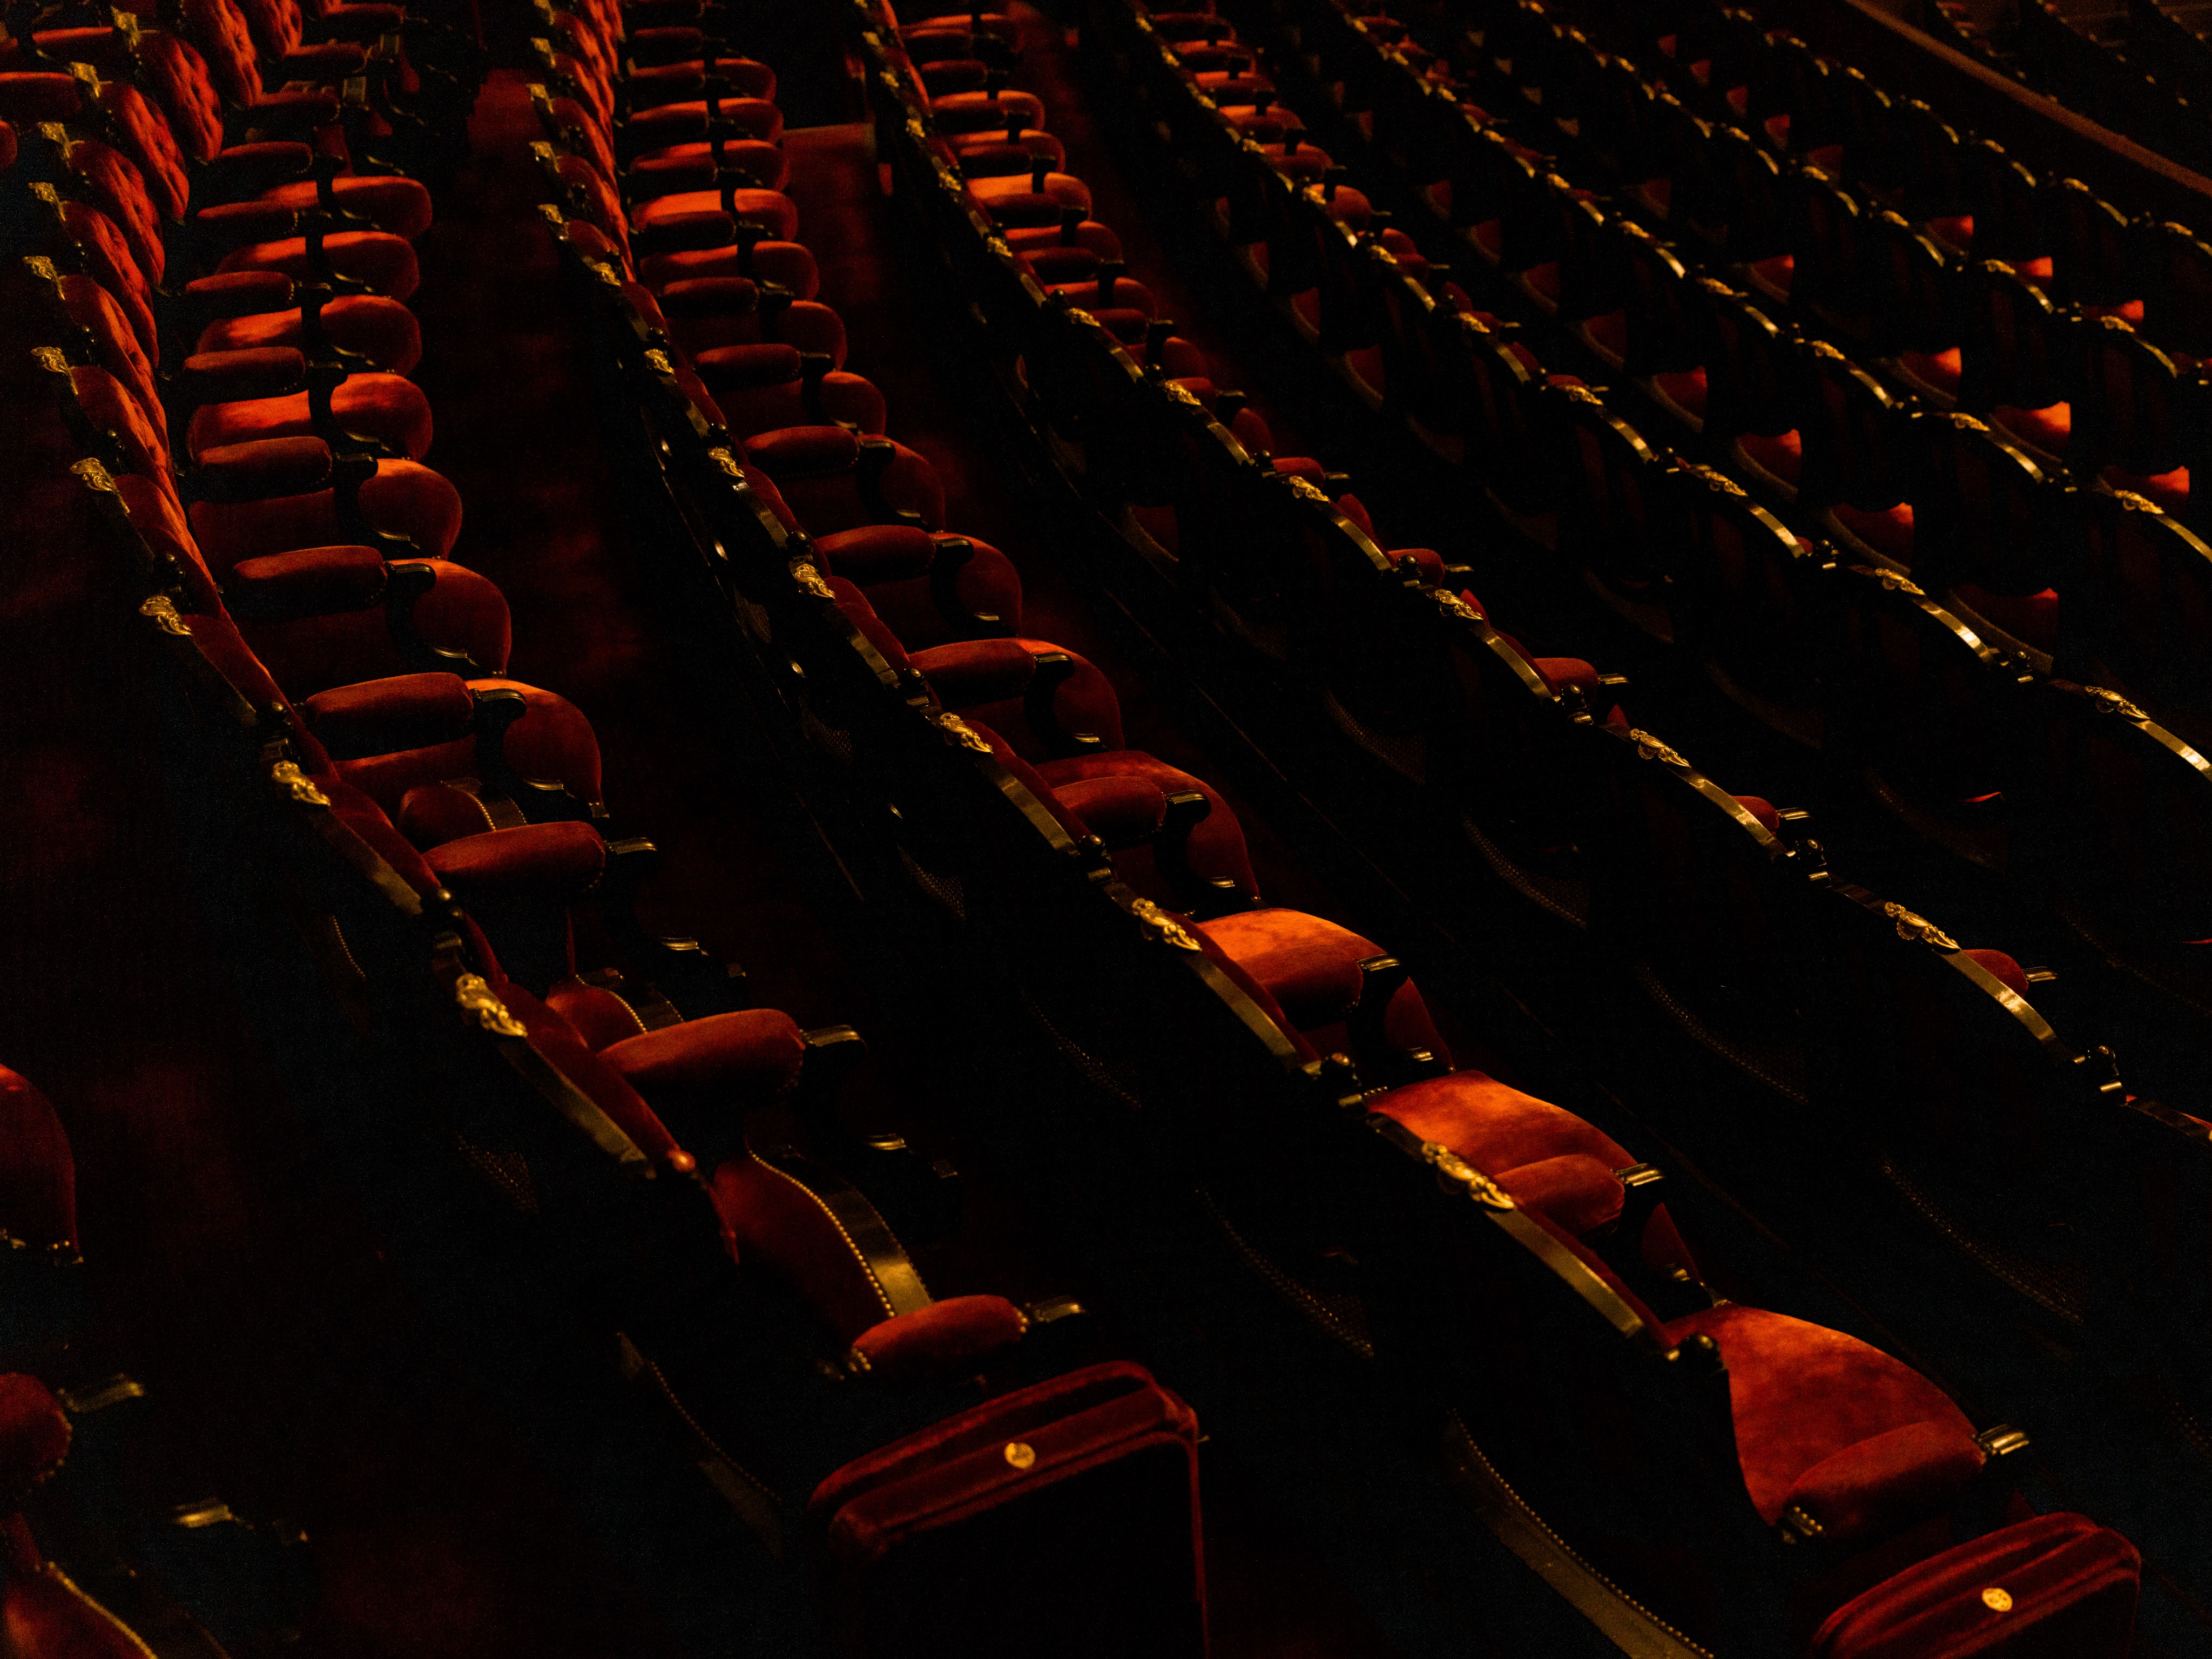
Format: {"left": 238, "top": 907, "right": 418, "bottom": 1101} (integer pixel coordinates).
{"left": 1664, "top": 1304, "right": 1982, "bottom": 1538}
{"left": 0, "top": 1375, "right": 70, "bottom": 1502}
{"left": 846, "top": 1294, "right": 1030, "bottom": 1383}
{"left": 1811, "top": 1512, "right": 2139, "bottom": 1657}
{"left": 0, "top": 1071, "right": 75, "bottom": 1249}
{"left": 1960, "top": 950, "right": 2032, "bottom": 999}
{"left": 806, "top": 1359, "right": 1201, "bottom": 1564}
{"left": 1194, "top": 908, "right": 1441, "bottom": 1060}
{"left": 598, "top": 1008, "right": 808, "bottom": 1099}
{"left": 423, "top": 821, "right": 609, "bottom": 900}
{"left": 708, "top": 1153, "right": 904, "bottom": 1337}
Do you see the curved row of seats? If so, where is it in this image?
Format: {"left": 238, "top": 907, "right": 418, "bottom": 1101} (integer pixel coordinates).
{"left": 848, "top": 3, "right": 2162, "bottom": 1653}
{"left": 1045, "top": 0, "right": 2212, "bottom": 1277}
{"left": 0, "top": 6, "right": 1232, "bottom": 1649}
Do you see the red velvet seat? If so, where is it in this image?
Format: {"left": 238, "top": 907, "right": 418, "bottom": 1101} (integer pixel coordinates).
{"left": 1, "top": 1375, "right": 168, "bottom": 1659}
{"left": 1810, "top": 1512, "right": 2140, "bottom": 1657}
{"left": 185, "top": 370, "right": 435, "bottom": 461}
{"left": 1196, "top": 908, "right": 1445, "bottom": 1062}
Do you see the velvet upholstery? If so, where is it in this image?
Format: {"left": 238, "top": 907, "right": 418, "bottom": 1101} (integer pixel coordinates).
{"left": 185, "top": 372, "right": 435, "bottom": 462}
{"left": 2, "top": 1513, "right": 155, "bottom": 1659}
{"left": 423, "top": 820, "right": 609, "bottom": 900}
{"left": 189, "top": 456, "right": 466, "bottom": 564}
{"left": 599, "top": 1008, "right": 809, "bottom": 1101}
{"left": 1037, "top": 752, "right": 1257, "bottom": 900}
{"left": 805, "top": 1363, "right": 1206, "bottom": 1657}
{"left": 217, "top": 230, "right": 422, "bottom": 301}
{"left": 814, "top": 525, "right": 1024, "bottom": 644}
{"left": 1664, "top": 1304, "right": 1984, "bottom": 1542}
{"left": 197, "top": 292, "right": 424, "bottom": 375}
{"left": 0, "top": 1071, "right": 76, "bottom": 1250}
{"left": 1810, "top": 1512, "right": 2140, "bottom": 1657}
{"left": 0, "top": 1377, "right": 70, "bottom": 1503}
{"left": 1195, "top": 908, "right": 1445, "bottom": 1061}
{"left": 909, "top": 638, "right": 1126, "bottom": 758}
{"left": 709, "top": 1151, "right": 908, "bottom": 1338}
{"left": 333, "top": 677, "right": 604, "bottom": 813}
{"left": 845, "top": 1294, "right": 1030, "bottom": 1383}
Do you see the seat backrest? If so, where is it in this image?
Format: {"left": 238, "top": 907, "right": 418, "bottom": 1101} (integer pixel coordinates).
{"left": 2072, "top": 486, "right": 2212, "bottom": 726}
{"left": 2045, "top": 178, "right": 2139, "bottom": 310}
{"left": 1798, "top": 340, "right": 1913, "bottom": 511}
{"left": 1959, "top": 256, "right": 2066, "bottom": 409}
{"left": 1911, "top": 413, "right": 2061, "bottom": 599}
{"left": 2073, "top": 316, "right": 2189, "bottom": 477}
{"left": 1672, "top": 461, "right": 1830, "bottom": 723}
{"left": 2143, "top": 218, "right": 2212, "bottom": 362}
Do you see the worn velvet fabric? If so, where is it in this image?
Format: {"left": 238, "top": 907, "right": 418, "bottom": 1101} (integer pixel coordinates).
{"left": 1195, "top": 908, "right": 1445, "bottom": 1062}
{"left": 805, "top": 1362, "right": 1207, "bottom": 1657}
{"left": 1810, "top": 1513, "right": 2139, "bottom": 1657}
{"left": 1665, "top": 1303, "right": 1984, "bottom": 1545}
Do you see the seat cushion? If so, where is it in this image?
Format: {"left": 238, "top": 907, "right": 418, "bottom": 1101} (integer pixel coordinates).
{"left": 185, "top": 373, "right": 434, "bottom": 462}
{"left": 216, "top": 229, "right": 420, "bottom": 300}
{"left": 1665, "top": 1302, "right": 1984, "bottom": 1544}
{"left": 1038, "top": 751, "right": 1257, "bottom": 901}
{"left": 600, "top": 1007, "right": 808, "bottom": 1100}
{"left": 257, "top": 172, "right": 433, "bottom": 239}
{"left": 1194, "top": 907, "right": 1444, "bottom": 1062}
{"left": 198, "top": 293, "right": 423, "bottom": 375}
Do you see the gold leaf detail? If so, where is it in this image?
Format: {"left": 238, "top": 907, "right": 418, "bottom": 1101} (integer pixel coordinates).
{"left": 790, "top": 558, "right": 835, "bottom": 601}
{"left": 2086, "top": 685, "right": 2148, "bottom": 722}
{"left": 709, "top": 447, "right": 746, "bottom": 478}
{"left": 1435, "top": 590, "right": 1481, "bottom": 622}
{"left": 270, "top": 759, "right": 330, "bottom": 807}
{"left": 933, "top": 711, "right": 993, "bottom": 753}
{"left": 139, "top": 595, "right": 192, "bottom": 636}
{"left": 32, "top": 346, "right": 69, "bottom": 372}
{"left": 1285, "top": 475, "right": 1331, "bottom": 503}
{"left": 643, "top": 348, "right": 676, "bottom": 376}
{"left": 72, "top": 458, "right": 117, "bottom": 492}
{"left": 455, "top": 972, "right": 529, "bottom": 1038}
{"left": 1422, "top": 1142, "right": 1516, "bottom": 1208}
{"left": 1883, "top": 901, "right": 1959, "bottom": 951}
{"left": 1062, "top": 307, "right": 1099, "bottom": 329}
{"left": 1860, "top": 565, "right": 1925, "bottom": 596}
{"left": 1162, "top": 380, "right": 1203, "bottom": 408}
{"left": 1629, "top": 729, "right": 1688, "bottom": 768}
{"left": 1981, "top": 1588, "right": 2013, "bottom": 1614}
{"left": 1127, "top": 897, "right": 1202, "bottom": 950}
